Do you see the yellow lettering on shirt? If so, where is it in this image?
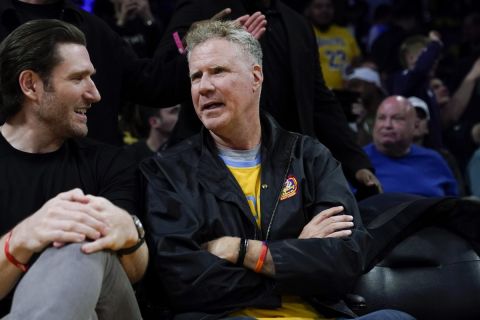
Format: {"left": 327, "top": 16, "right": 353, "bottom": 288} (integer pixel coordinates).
{"left": 314, "top": 25, "right": 361, "bottom": 89}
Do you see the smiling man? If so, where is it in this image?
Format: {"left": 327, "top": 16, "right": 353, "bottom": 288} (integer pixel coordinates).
{"left": 141, "top": 20, "right": 413, "bottom": 320}
{"left": 0, "top": 20, "right": 147, "bottom": 319}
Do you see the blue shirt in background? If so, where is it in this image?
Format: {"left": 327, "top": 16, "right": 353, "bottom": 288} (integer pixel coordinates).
{"left": 364, "top": 143, "right": 458, "bottom": 197}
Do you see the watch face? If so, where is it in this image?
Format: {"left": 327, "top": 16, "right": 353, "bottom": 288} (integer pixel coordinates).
{"left": 133, "top": 215, "right": 145, "bottom": 239}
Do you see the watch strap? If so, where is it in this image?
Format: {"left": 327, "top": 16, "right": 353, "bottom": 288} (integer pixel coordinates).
{"left": 117, "top": 215, "right": 145, "bottom": 256}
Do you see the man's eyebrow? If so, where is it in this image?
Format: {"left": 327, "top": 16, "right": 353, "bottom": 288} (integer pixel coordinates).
{"left": 69, "top": 69, "right": 96, "bottom": 78}
{"left": 190, "top": 70, "right": 202, "bottom": 79}
{"left": 211, "top": 65, "right": 227, "bottom": 72}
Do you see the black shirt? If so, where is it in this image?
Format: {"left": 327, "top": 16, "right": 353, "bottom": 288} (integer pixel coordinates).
{"left": 0, "top": 135, "right": 138, "bottom": 235}
{"left": 0, "top": 134, "right": 138, "bottom": 316}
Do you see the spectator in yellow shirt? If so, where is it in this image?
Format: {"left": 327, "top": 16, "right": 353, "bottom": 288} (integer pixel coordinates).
{"left": 305, "top": 0, "right": 362, "bottom": 89}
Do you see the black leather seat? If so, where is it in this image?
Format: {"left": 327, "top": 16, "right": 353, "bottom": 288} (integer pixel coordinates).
{"left": 352, "top": 225, "right": 480, "bottom": 319}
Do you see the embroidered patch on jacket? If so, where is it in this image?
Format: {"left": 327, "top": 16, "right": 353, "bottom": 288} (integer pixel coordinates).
{"left": 280, "top": 176, "right": 298, "bottom": 201}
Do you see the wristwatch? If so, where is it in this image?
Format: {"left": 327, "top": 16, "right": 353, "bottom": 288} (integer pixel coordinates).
{"left": 117, "top": 215, "right": 145, "bottom": 256}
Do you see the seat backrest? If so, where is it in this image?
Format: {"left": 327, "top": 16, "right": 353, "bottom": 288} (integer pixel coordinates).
{"left": 352, "top": 226, "right": 480, "bottom": 320}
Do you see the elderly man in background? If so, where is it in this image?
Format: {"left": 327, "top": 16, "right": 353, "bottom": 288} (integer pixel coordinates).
{"left": 364, "top": 96, "right": 458, "bottom": 197}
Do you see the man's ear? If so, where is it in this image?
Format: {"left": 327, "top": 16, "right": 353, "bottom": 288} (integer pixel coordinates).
{"left": 149, "top": 116, "right": 162, "bottom": 129}
{"left": 252, "top": 64, "right": 263, "bottom": 92}
{"left": 413, "top": 117, "right": 421, "bottom": 130}
{"left": 18, "top": 70, "right": 42, "bottom": 101}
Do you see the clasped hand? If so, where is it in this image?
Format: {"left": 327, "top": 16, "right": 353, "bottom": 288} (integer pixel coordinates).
{"left": 13, "top": 188, "right": 137, "bottom": 256}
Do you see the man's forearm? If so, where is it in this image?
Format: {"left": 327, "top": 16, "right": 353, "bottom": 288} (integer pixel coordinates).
{"left": 204, "top": 236, "right": 275, "bottom": 276}
{"left": 443, "top": 75, "right": 477, "bottom": 127}
{"left": 119, "top": 242, "right": 149, "bottom": 284}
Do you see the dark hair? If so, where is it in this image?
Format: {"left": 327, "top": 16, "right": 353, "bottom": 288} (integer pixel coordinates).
{"left": 0, "top": 19, "right": 86, "bottom": 118}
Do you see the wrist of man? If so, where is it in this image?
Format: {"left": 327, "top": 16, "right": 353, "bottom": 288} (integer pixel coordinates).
{"left": 117, "top": 235, "right": 144, "bottom": 256}
{"left": 242, "top": 240, "right": 261, "bottom": 270}
{"left": 117, "top": 215, "right": 145, "bottom": 256}
{"left": 4, "top": 229, "right": 31, "bottom": 271}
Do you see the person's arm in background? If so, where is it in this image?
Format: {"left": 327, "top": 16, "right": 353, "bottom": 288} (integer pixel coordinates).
{"left": 441, "top": 57, "right": 480, "bottom": 128}
{"left": 133, "top": 0, "right": 165, "bottom": 57}
{"left": 393, "top": 31, "right": 443, "bottom": 96}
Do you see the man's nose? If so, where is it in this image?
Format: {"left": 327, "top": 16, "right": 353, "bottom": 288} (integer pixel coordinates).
{"left": 198, "top": 74, "right": 215, "bottom": 95}
{"left": 84, "top": 78, "right": 101, "bottom": 103}
{"left": 384, "top": 118, "right": 393, "bottom": 127}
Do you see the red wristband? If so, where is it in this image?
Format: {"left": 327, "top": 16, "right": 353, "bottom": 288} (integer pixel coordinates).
{"left": 4, "top": 230, "right": 28, "bottom": 272}
{"left": 254, "top": 241, "right": 268, "bottom": 273}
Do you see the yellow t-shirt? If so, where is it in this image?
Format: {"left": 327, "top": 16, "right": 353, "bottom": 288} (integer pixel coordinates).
{"left": 220, "top": 150, "right": 330, "bottom": 320}
{"left": 230, "top": 295, "right": 328, "bottom": 320}
{"left": 314, "top": 25, "right": 361, "bottom": 89}
{"left": 226, "top": 161, "right": 262, "bottom": 228}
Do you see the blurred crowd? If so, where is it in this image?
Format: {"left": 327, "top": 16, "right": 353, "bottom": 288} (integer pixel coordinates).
{"left": 69, "top": 0, "right": 480, "bottom": 197}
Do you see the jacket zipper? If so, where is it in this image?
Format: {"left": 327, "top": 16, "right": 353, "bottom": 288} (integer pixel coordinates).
{"left": 264, "top": 135, "right": 297, "bottom": 241}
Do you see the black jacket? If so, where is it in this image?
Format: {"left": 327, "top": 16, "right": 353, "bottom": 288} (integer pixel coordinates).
{"left": 141, "top": 114, "right": 372, "bottom": 319}
{"left": 0, "top": 0, "right": 188, "bottom": 145}
{"left": 157, "top": 0, "right": 373, "bottom": 183}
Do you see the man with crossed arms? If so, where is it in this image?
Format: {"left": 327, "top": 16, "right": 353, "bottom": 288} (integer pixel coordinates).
{"left": 142, "top": 20, "right": 413, "bottom": 320}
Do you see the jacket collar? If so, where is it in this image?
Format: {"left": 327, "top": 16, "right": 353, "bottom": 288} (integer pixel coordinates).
{"left": 197, "top": 111, "right": 291, "bottom": 152}
{"left": 197, "top": 112, "right": 290, "bottom": 180}
{"left": 196, "top": 112, "right": 298, "bottom": 237}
